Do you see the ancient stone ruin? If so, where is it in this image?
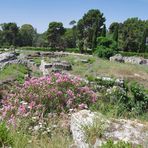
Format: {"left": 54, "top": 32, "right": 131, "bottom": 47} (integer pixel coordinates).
{"left": 39, "top": 60, "right": 72, "bottom": 75}
{"left": 110, "top": 54, "right": 148, "bottom": 65}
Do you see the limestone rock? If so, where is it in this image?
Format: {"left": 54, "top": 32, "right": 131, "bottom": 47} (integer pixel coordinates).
{"left": 70, "top": 110, "right": 148, "bottom": 148}
{"left": 0, "top": 52, "right": 17, "bottom": 63}
{"left": 110, "top": 54, "right": 124, "bottom": 63}
{"left": 110, "top": 54, "right": 148, "bottom": 65}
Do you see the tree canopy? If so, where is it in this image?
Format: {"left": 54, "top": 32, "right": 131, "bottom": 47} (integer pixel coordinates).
{"left": 0, "top": 9, "right": 148, "bottom": 53}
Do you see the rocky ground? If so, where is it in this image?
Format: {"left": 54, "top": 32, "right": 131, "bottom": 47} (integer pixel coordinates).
{"left": 0, "top": 50, "right": 148, "bottom": 147}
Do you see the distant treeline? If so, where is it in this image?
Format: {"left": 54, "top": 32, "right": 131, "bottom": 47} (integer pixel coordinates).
{"left": 0, "top": 9, "right": 148, "bottom": 53}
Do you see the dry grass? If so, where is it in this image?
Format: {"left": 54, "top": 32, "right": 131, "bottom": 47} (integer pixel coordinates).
{"left": 51, "top": 55, "right": 148, "bottom": 88}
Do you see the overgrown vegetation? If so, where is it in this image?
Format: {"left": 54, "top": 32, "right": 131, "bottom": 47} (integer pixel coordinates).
{"left": 82, "top": 119, "right": 106, "bottom": 145}
{"left": 0, "top": 64, "right": 28, "bottom": 84}
{"left": 0, "top": 122, "right": 13, "bottom": 147}
{"left": 101, "top": 139, "right": 142, "bottom": 148}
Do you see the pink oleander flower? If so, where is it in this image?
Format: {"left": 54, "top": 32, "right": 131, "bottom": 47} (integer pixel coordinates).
{"left": 0, "top": 73, "right": 97, "bottom": 128}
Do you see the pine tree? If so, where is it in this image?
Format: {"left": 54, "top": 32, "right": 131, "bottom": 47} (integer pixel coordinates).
{"left": 141, "top": 28, "right": 148, "bottom": 52}
{"left": 101, "top": 25, "right": 106, "bottom": 37}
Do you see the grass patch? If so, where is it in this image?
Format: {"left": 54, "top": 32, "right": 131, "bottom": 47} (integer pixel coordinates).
{"left": 45, "top": 54, "right": 148, "bottom": 87}
{"left": 0, "top": 64, "right": 28, "bottom": 84}
{"left": 82, "top": 118, "right": 106, "bottom": 145}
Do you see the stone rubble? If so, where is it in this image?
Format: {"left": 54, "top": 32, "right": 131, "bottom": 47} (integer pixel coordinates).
{"left": 39, "top": 60, "right": 72, "bottom": 75}
{"left": 110, "top": 54, "right": 148, "bottom": 65}
{"left": 0, "top": 52, "right": 17, "bottom": 63}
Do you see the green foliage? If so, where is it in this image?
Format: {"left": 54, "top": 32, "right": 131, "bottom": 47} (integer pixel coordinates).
{"left": 129, "top": 82, "right": 148, "bottom": 115}
{"left": 109, "top": 22, "right": 119, "bottom": 34}
{"left": 77, "top": 9, "right": 106, "bottom": 52}
{"left": 101, "top": 25, "right": 107, "bottom": 37}
{"left": 97, "top": 37, "right": 117, "bottom": 49}
{"left": 114, "top": 18, "right": 148, "bottom": 52}
{"left": 94, "top": 37, "right": 117, "bottom": 59}
{"left": 19, "top": 24, "right": 37, "bottom": 46}
{"left": 82, "top": 119, "right": 106, "bottom": 145}
{"left": 119, "top": 51, "right": 148, "bottom": 58}
{"left": 101, "top": 139, "right": 142, "bottom": 148}
{"left": 103, "top": 83, "right": 147, "bottom": 117}
{"left": 47, "top": 22, "right": 65, "bottom": 49}
{"left": 94, "top": 46, "right": 116, "bottom": 59}
{"left": 0, "top": 22, "right": 19, "bottom": 46}
{"left": 0, "top": 64, "right": 28, "bottom": 84}
{"left": 63, "top": 28, "right": 76, "bottom": 48}
{"left": 0, "top": 122, "right": 13, "bottom": 147}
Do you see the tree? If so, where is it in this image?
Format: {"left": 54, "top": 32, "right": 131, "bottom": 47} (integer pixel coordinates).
{"left": 119, "top": 18, "right": 146, "bottom": 52}
{"left": 141, "top": 28, "right": 148, "bottom": 52}
{"left": 69, "top": 20, "right": 76, "bottom": 26}
{"left": 0, "top": 30, "right": 2, "bottom": 47}
{"left": 69, "top": 20, "right": 77, "bottom": 48}
{"left": 47, "top": 22, "right": 65, "bottom": 49}
{"left": 33, "top": 32, "right": 48, "bottom": 47}
{"left": 101, "top": 25, "right": 106, "bottom": 37}
{"left": 63, "top": 28, "right": 76, "bottom": 48}
{"left": 1, "top": 23, "right": 19, "bottom": 46}
{"left": 109, "top": 22, "right": 119, "bottom": 34}
{"left": 19, "top": 24, "right": 37, "bottom": 46}
{"left": 112, "top": 26, "right": 118, "bottom": 42}
{"left": 77, "top": 9, "right": 105, "bottom": 52}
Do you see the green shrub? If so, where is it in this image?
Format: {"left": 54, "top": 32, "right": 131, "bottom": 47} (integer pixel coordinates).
{"left": 94, "top": 46, "right": 116, "bottom": 59}
{"left": 20, "top": 47, "right": 57, "bottom": 51}
{"left": 0, "top": 122, "right": 13, "bottom": 147}
{"left": 65, "top": 48, "right": 80, "bottom": 53}
{"left": 97, "top": 37, "right": 117, "bottom": 49}
{"left": 129, "top": 82, "right": 148, "bottom": 115}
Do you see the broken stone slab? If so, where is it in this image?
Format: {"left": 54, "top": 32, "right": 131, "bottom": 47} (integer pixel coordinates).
{"left": 0, "top": 52, "right": 17, "bottom": 63}
{"left": 39, "top": 60, "right": 50, "bottom": 76}
{"left": 81, "top": 59, "right": 89, "bottom": 63}
{"left": 70, "top": 110, "right": 148, "bottom": 148}
{"left": 52, "top": 61, "right": 72, "bottom": 71}
{"left": 39, "top": 60, "right": 72, "bottom": 75}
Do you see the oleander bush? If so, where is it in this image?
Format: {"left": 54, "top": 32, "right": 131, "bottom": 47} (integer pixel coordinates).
{"left": 0, "top": 73, "right": 97, "bottom": 127}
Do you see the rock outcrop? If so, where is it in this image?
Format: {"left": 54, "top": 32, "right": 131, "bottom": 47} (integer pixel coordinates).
{"left": 110, "top": 54, "right": 148, "bottom": 65}
{"left": 70, "top": 110, "right": 148, "bottom": 148}
{"left": 0, "top": 52, "right": 17, "bottom": 63}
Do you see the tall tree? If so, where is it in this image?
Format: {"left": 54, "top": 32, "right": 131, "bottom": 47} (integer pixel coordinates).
{"left": 69, "top": 20, "right": 77, "bottom": 48}
{"left": 19, "top": 24, "right": 37, "bottom": 46}
{"left": 77, "top": 9, "right": 105, "bottom": 52}
{"left": 109, "top": 22, "right": 119, "bottom": 34}
{"left": 101, "top": 25, "right": 106, "bottom": 37}
{"left": 47, "top": 22, "right": 65, "bottom": 49}
{"left": 141, "top": 28, "right": 148, "bottom": 52}
{"left": 120, "top": 18, "right": 146, "bottom": 52}
{"left": 0, "top": 30, "right": 2, "bottom": 46}
{"left": 112, "top": 26, "right": 118, "bottom": 42}
{"left": 1, "top": 23, "right": 19, "bottom": 46}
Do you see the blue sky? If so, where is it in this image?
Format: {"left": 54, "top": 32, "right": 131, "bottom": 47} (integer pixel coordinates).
{"left": 0, "top": 0, "right": 148, "bottom": 33}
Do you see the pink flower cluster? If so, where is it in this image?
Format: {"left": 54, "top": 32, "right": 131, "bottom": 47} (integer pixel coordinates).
{"left": 0, "top": 73, "right": 97, "bottom": 125}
